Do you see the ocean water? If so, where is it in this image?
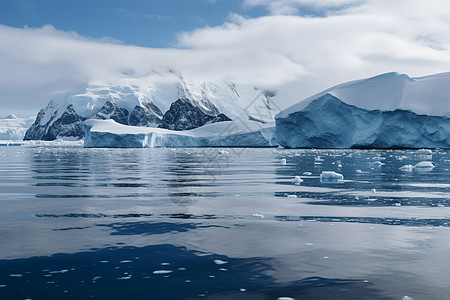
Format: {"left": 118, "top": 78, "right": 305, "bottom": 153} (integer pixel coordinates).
{"left": 1, "top": 145, "right": 450, "bottom": 300}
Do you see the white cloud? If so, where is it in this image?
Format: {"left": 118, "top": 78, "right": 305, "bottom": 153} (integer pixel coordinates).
{"left": 1, "top": 0, "right": 450, "bottom": 115}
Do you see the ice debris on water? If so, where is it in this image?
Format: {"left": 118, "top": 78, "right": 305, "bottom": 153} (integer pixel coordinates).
{"left": 402, "top": 296, "right": 415, "bottom": 300}
{"left": 287, "top": 194, "right": 298, "bottom": 198}
{"left": 280, "top": 158, "right": 287, "bottom": 165}
{"left": 153, "top": 270, "right": 173, "bottom": 275}
{"left": 370, "top": 161, "right": 384, "bottom": 167}
{"left": 414, "top": 161, "right": 434, "bottom": 169}
{"left": 252, "top": 214, "right": 265, "bottom": 219}
{"left": 320, "top": 171, "right": 343, "bottom": 182}
{"left": 417, "top": 149, "right": 432, "bottom": 155}
{"left": 303, "top": 172, "right": 312, "bottom": 175}
{"left": 213, "top": 260, "right": 228, "bottom": 265}
{"left": 399, "top": 165, "right": 414, "bottom": 172}
{"left": 277, "top": 298, "right": 295, "bottom": 300}
{"left": 292, "top": 176, "right": 303, "bottom": 185}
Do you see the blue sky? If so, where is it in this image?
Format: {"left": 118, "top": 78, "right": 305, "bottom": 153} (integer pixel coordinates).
{"left": 1, "top": 0, "right": 450, "bottom": 116}
{"left": 0, "top": 0, "right": 268, "bottom": 48}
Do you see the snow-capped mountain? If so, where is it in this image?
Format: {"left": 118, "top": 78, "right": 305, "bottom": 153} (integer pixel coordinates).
{"left": 275, "top": 72, "right": 450, "bottom": 148}
{"left": 25, "top": 73, "right": 277, "bottom": 141}
{"left": 0, "top": 114, "right": 36, "bottom": 140}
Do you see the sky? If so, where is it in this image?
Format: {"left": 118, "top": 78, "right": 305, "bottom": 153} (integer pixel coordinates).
{"left": 1, "top": 0, "right": 450, "bottom": 116}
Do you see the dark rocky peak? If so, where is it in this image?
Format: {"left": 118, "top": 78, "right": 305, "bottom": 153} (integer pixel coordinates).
{"left": 94, "top": 101, "right": 129, "bottom": 125}
{"left": 158, "top": 99, "right": 231, "bottom": 131}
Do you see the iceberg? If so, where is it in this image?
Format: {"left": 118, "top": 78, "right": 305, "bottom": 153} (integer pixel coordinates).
{"left": 320, "top": 171, "right": 344, "bottom": 182}
{"left": 84, "top": 119, "right": 278, "bottom": 148}
{"left": 275, "top": 72, "right": 450, "bottom": 149}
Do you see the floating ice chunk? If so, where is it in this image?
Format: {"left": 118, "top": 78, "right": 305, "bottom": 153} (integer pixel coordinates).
{"left": 370, "top": 161, "right": 384, "bottom": 167}
{"left": 402, "top": 296, "right": 415, "bottom": 300}
{"left": 252, "top": 214, "right": 265, "bottom": 219}
{"left": 315, "top": 156, "right": 324, "bottom": 161}
{"left": 291, "top": 176, "right": 303, "bottom": 185}
{"left": 371, "top": 188, "right": 376, "bottom": 193}
{"left": 320, "top": 171, "right": 344, "bottom": 182}
{"left": 277, "top": 298, "right": 295, "bottom": 300}
{"left": 303, "top": 172, "right": 312, "bottom": 175}
{"left": 153, "top": 270, "right": 173, "bottom": 275}
{"left": 117, "top": 275, "right": 132, "bottom": 280}
{"left": 280, "top": 158, "right": 287, "bottom": 165}
{"left": 417, "top": 149, "right": 432, "bottom": 155}
{"left": 49, "top": 269, "right": 69, "bottom": 274}
{"left": 414, "top": 161, "right": 434, "bottom": 169}
{"left": 287, "top": 194, "right": 298, "bottom": 198}
{"left": 119, "top": 260, "right": 132, "bottom": 264}
{"left": 9, "top": 274, "right": 22, "bottom": 277}
{"left": 213, "top": 260, "right": 228, "bottom": 265}
{"left": 399, "top": 165, "right": 414, "bottom": 172}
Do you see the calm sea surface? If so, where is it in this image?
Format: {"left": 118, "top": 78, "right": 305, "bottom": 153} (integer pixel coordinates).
{"left": 1, "top": 145, "right": 450, "bottom": 300}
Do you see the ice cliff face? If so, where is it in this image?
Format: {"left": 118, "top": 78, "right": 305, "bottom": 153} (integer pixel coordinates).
{"left": 25, "top": 75, "right": 277, "bottom": 140}
{"left": 84, "top": 119, "right": 277, "bottom": 148}
{"left": 275, "top": 93, "right": 450, "bottom": 149}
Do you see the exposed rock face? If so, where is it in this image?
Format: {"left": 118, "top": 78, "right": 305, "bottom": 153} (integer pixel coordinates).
{"left": 275, "top": 94, "right": 450, "bottom": 149}
{"left": 94, "top": 101, "right": 129, "bottom": 125}
{"left": 158, "top": 99, "right": 231, "bottom": 131}
{"left": 129, "top": 102, "right": 163, "bottom": 127}
{"left": 24, "top": 104, "right": 85, "bottom": 141}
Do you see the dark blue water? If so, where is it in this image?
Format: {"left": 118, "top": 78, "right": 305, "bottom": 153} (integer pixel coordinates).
{"left": 1, "top": 145, "right": 450, "bottom": 300}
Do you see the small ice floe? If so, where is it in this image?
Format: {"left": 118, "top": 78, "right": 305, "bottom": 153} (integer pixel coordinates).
{"left": 417, "top": 149, "right": 432, "bottom": 155}
{"left": 277, "top": 298, "right": 295, "bottom": 300}
{"left": 117, "top": 275, "right": 132, "bottom": 280}
{"left": 320, "top": 171, "right": 344, "bottom": 182}
{"left": 399, "top": 165, "right": 414, "bottom": 172}
{"left": 280, "top": 158, "right": 287, "bottom": 165}
{"left": 371, "top": 188, "right": 376, "bottom": 194}
{"left": 291, "top": 176, "right": 303, "bottom": 185}
{"left": 356, "top": 169, "right": 363, "bottom": 173}
{"left": 119, "top": 260, "right": 132, "bottom": 264}
{"left": 414, "top": 161, "right": 434, "bottom": 170}
{"left": 370, "top": 161, "right": 384, "bottom": 167}
{"left": 240, "top": 288, "right": 246, "bottom": 292}
{"left": 303, "top": 172, "right": 312, "bottom": 176}
{"left": 153, "top": 270, "right": 173, "bottom": 275}
{"left": 315, "top": 156, "right": 324, "bottom": 162}
{"left": 9, "top": 274, "right": 22, "bottom": 277}
{"left": 213, "top": 260, "right": 228, "bottom": 265}
{"left": 287, "top": 194, "right": 298, "bottom": 198}
{"left": 49, "top": 269, "right": 69, "bottom": 274}
{"left": 252, "top": 213, "right": 265, "bottom": 219}
{"left": 402, "top": 296, "right": 415, "bottom": 300}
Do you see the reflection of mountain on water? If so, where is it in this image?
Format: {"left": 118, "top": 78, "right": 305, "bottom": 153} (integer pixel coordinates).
{"left": 0, "top": 244, "right": 388, "bottom": 300}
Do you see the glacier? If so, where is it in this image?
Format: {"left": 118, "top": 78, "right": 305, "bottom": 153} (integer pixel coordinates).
{"left": 0, "top": 114, "right": 36, "bottom": 140}
{"left": 84, "top": 119, "right": 278, "bottom": 148}
{"left": 275, "top": 72, "right": 450, "bottom": 149}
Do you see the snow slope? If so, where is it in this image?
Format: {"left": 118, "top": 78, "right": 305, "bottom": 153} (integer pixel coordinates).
{"left": 84, "top": 119, "right": 277, "bottom": 148}
{"left": 278, "top": 72, "right": 450, "bottom": 118}
{"left": 0, "top": 115, "right": 36, "bottom": 140}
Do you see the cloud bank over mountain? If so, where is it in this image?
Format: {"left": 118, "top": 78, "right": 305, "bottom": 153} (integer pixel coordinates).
{"left": 1, "top": 0, "right": 450, "bottom": 115}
